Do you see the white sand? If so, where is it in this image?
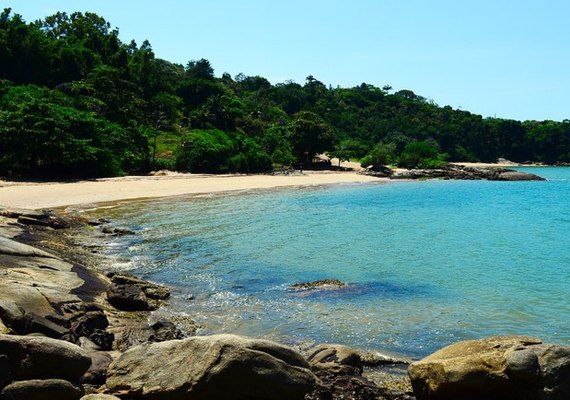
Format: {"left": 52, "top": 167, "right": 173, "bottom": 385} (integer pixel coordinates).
{"left": 0, "top": 171, "right": 383, "bottom": 210}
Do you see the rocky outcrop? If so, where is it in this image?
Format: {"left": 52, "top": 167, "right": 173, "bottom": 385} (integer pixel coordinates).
{"left": 81, "top": 395, "right": 121, "bottom": 400}
{"left": 362, "top": 165, "right": 546, "bottom": 181}
{"left": 305, "top": 344, "right": 414, "bottom": 400}
{"left": 106, "top": 334, "right": 316, "bottom": 400}
{"left": 0, "top": 208, "right": 72, "bottom": 230}
{"left": 105, "top": 272, "right": 170, "bottom": 311}
{"left": 290, "top": 279, "right": 347, "bottom": 291}
{"left": 408, "top": 335, "right": 570, "bottom": 400}
{"left": 0, "top": 334, "right": 91, "bottom": 400}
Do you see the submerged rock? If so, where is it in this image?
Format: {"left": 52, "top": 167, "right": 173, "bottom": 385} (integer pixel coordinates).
{"left": 106, "top": 334, "right": 316, "bottom": 400}
{"left": 408, "top": 335, "right": 570, "bottom": 400}
{"left": 290, "top": 279, "right": 347, "bottom": 291}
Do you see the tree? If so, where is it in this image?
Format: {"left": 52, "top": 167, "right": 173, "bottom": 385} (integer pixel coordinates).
{"left": 398, "top": 141, "right": 447, "bottom": 169}
{"left": 289, "top": 111, "right": 337, "bottom": 163}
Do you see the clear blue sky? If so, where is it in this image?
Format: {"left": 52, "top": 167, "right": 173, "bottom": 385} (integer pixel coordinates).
{"left": 4, "top": 0, "right": 570, "bottom": 121}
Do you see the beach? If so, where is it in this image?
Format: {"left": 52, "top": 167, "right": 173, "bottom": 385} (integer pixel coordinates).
{"left": 0, "top": 171, "right": 382, "bottom": 210}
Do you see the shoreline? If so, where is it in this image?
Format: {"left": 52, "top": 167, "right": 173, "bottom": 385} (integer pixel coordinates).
{"left": 0, "top": 171, "right": 383, "bottom": 210}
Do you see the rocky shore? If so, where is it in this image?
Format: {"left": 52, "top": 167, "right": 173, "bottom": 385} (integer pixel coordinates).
{"left": 1, "top": 207, "right": 568, "bottom": 399}
{"left": 361, "top": 164, "right": 546, "bottom": 181}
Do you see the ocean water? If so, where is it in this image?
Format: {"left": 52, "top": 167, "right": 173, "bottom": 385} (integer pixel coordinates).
{"left": 100, "top": 167, "right": 569, "bottom": 358}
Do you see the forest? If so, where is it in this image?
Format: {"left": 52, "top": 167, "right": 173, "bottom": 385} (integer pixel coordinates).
{"left": 1, "top": 8, "right": 569, "bottom": 178}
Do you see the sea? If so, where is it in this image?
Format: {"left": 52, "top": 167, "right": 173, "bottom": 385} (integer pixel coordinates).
{"left": 97, "top": 167, "right": 569, "bottom": 358}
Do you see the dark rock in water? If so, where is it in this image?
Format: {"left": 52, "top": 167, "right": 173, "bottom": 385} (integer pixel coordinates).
{"left": 106, "top": 334, "right": 316, "bottom": 400}
{"left": 107, "top": 272, "right": 170, "bottom": 300}
{"left": 408, "top": 335, "right": 570, "bottom": 400}
{"left": 0, "top": 379, "right": 84, "bottom": 400}
{"left": 106, "top": 284, "right": 149, "bottom": 311}
{"left": 101, "top": 226, "right": 135, "bottom": 236}
{"left": 291, "top": 279, "right": 347, "bottom": 290}
{"left": 149, "top": 320, "right": 184, "bottom": 342}
{"left": 0, "top": 334, "right": 91, "bottom": 380}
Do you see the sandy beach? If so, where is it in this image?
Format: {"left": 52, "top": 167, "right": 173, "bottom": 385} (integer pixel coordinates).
{"left": 0, "top": 171, "right": 383, "bottom": 210}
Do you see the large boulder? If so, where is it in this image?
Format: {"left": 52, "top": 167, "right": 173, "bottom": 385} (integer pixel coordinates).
{"left": 106, "top": 334, "right": 316, "bottom": 400}
{"left": 494, "top": 170, "right": 545, "bottom": 181}
{"left": 0, "top": 334, "right": 91, "bottom": 381}
{"left": 408, "top": 335, "right": 570, "bottom": 400}
{"left": 0, "top": 379, "right": 83, "bottom": 400}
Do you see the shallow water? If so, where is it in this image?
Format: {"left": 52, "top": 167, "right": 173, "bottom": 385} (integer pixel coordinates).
{"left": 100, "top": 167, "right": 569, "bottom": 357}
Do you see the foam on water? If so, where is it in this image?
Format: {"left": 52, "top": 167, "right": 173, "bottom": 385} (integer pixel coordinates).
{"left": 99, "top": 167, "right": 570, "bottom": 357}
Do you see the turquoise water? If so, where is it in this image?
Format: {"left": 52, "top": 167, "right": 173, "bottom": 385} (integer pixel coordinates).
{"left": 103, "top": 167, "right": 569, "bottom": 357}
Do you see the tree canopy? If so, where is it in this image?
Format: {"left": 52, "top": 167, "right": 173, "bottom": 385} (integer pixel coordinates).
{"left": 0, "top": 8, "right": 568, "bottom": 178}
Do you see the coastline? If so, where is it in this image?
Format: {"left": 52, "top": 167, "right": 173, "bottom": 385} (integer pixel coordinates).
{"left": 0, "top": 171, "right": 383, "bottom": 210}
{"left": 0, "top": 207, "right": 414, "bottom": 398}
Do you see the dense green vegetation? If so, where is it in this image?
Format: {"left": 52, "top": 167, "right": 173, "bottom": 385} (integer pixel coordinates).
{"left": 1, "top": 9, "right": 569, "bottom": 178}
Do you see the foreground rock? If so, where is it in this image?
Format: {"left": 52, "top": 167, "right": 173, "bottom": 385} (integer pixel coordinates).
{"left": 106, "top": 334, "right": 316, "bottom": 400}
{"left": 408, "top": 335, "right": 570, "bottom": 400}
{"left": 0, "top": 334, "right": 91, "bottom": 400}
{"left": 306, "top": 344, "right": 414, "bottom": 400}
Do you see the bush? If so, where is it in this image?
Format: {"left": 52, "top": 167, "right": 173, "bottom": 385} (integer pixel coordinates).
{"left": 398, "top": 141, "right": 448, "bottom": 169}
{"left": 176, "top": 129, "right": 234, "bottom": 173}
{"left": 176, "top": 129, "right": 272, "bottom": 173}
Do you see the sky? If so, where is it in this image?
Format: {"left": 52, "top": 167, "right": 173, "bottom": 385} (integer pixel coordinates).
{"left": 4, "top": 0, "right": 570, "bottom": 122}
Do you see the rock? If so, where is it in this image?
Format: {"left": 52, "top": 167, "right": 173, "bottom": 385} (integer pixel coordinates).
{"left": 108, "top": 272, "right": 170, "bottom": 300}
{"left": 0, "top": 236, "right": 58, "bottom": 258}
{"left": 106, "top": 284, "right": 149, "bottom": 311}
{"left": 386, "top": 165, "right": 546, "bottom": 181}
{"left": 0, "top": 354, "right": 11, "bottom": 388}
{"left": 408, "top": 335, "right": 570, "bottom": 400}
{"left": 0, "top": 318, "right": 10, "bottom": 334}
{"left": 106, "top": 334, "right": 316, "bottom": 400}
{"left": 101, "top": 226, "right": 135, "bottom": 236}
{"left": 307, "top": 344, "right": 363, "bottom": 375}
{"left": 494, "top": 170, "right": 545, "bottom": 181}
{"left": 0, "top": 379, "right": 84, "bottom": 400}
{"left": 81, "top": 394, "right": 121, "bottom": 400}
{"left": 0, "top": 301, "right": 24, "bottom": 332}
{"left": 70, "top": 311, "right": 109, "bottom": 338}
{"left": 22, "top": 312, "right": 69, "bottom": 339}
{"left": 78, "top": 337, "right": 102, "bottom": 352}
{"left": 290, "top": 279, "right": 347, "bottom": 291}
{"left": 0, "top": 334, "right": 91, "bottom": 380}
{"left": 148, "top": 320, "right": 184, "bottom": 342}
{"left": 87, "top": 329, "right": 114, "bottom": 351}
{"left": 82, "top": 351, "right": 113, "bottom": 385}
